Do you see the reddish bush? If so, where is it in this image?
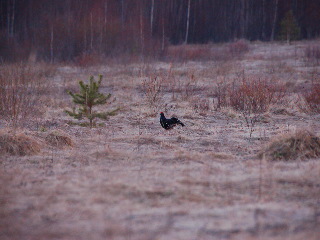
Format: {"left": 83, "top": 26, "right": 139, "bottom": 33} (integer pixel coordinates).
{"left": 74, "top": 52, "right": 103, "bottom": 67}
{"left": 165, "top": 44, "right": 213, "bottom": 62}
{"left": 228, "top": 76, "right": 285, "bottom": 113}
{"left": 213, "top": 75, "right": 286, "bottom": 113}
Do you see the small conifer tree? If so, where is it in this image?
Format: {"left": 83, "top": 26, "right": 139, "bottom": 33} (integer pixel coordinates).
{"left": 66, "top": 75, "right": 117, "bottom": 127}
{"left": 279, "top": 10, "right": 300, "bottom": 44}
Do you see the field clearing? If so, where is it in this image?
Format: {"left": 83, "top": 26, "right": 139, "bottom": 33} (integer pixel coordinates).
{"left": 1, "top": 41, "right": 320, "bottom": 240}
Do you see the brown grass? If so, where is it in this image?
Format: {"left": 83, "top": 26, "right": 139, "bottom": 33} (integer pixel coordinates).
{"left": 166, "top": 44, "right": 213, "bottom": 62}
{"left": 141, "top": 74, "right": 164, "bottom": 112}
{"left": 259, "top": 130, "right": 320, "bottom": 161}
{"left": 1, "top": 41, "right": 320, "bottom": 240}
{"left": 45, "top": 130, "right": 74, "bottom": 148}
{"left": 300, "top": 83, "right": 320, "bottom": 113}
{"left": 0, "top": 130, "right": 41, "bottom": 156}
{"left": 165, "top": 44, "right": 230, "bottom": 62}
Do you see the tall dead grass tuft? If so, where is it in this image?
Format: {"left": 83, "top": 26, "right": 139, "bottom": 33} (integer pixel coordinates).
{"left": 179, "top": 73, "right": 202, "bottom": 100}
{"left": 213, "top": 80, "right": 229, "bottom": 110}
{"left": 259, "top": 130, "right": 320, "bottom": 161}
{"left": 0, "top": 63, "right": 49, "bottom": 128}
{"left": 142, "top": 74, "right": 164, "bottom": 112}
{"left": 0, "top": 130, "right": 41, "bottom": 156}
{"left": 45, "top": 130, "right": 74, "bottom": 148}
{"left": 299, "top": 83, "right": 320, "bottom": 113}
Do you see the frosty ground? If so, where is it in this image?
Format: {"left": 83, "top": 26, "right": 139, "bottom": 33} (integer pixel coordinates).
{"left": 1, "top": 41, "right": 320, "bottom": 240}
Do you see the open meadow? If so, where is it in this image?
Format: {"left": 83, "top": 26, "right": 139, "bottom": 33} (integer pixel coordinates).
{"left": 1, "top": 40, "right": 320, "bottom": 240}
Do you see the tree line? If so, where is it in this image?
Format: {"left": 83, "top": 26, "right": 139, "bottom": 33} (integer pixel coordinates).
{"left": 1, "top": 0, "right": 319, "bottom": 62}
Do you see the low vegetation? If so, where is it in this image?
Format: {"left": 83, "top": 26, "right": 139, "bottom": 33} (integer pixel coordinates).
{"left": 45, "top": 130, "right": 74, "bottom": 148}
{"left": 213, "top": 74, "right": 286, "bottom": 137}
{"left": 300, "top": 83, "right": 320, "bottom": 113}
{"left": 0, "top": 130, "right": 41, "bottom": 156}
{"left": 1, "top": 41, "right": 320, "bottom": 240}
{"left": 259, "top": 130, "right": 320, "bottom": 161}
{"left": 0, "top": 64, "right": 50, "bottom": 128}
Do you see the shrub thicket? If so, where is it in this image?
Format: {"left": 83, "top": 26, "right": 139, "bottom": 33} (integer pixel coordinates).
{"left": 0, "top": 64, "right": 48, "bottom": 128}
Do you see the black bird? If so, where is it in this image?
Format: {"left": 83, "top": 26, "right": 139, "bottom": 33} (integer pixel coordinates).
{"left": 160, "top": 112, "right": 185, "bottom": 130}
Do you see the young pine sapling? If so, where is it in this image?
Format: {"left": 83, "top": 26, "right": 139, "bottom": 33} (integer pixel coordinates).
{"left": 66, "top": 75, "right": 118, "bottom": 127}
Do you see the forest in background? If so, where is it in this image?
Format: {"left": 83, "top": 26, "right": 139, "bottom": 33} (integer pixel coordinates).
{"left": 1, "top": 0, "right": 320, "bottom": 62}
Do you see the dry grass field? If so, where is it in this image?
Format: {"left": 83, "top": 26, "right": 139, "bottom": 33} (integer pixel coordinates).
{"left": 1, "top": 40, "right": 320, "bottom": 240}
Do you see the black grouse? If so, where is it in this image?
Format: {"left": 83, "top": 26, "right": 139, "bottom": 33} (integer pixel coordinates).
{"left": 160, "top": 112, "right": 185, "bottom": 130}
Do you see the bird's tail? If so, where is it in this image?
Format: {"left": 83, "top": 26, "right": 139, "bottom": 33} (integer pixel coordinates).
{"left": 177, "top": 120, "right": 185, "bottom": 127}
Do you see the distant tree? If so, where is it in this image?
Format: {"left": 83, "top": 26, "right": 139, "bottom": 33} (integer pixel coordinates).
{"left": 65, "top": 75, "right": 118, "bottom": 127}
{"left": 270, "top": 0, "right": 279, "bottom": 41}
{"left": 279, "top": 10, "right": 300, "bottom": 44}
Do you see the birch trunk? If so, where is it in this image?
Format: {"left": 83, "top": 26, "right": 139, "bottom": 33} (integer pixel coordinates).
{"left": 150, "top": 0, "right": 154, "bottom": 35}
{"left": 271, "top": 0, "right": 279, "bottom": 41}
{"left": 50, "top": 25, "right": 54, "bottom": 63}
{"left": 185, "top": 0, "right": 191, "bottom": 44}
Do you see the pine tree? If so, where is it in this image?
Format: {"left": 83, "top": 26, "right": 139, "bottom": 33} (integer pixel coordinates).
{"left": 66, "top": 75, "right": 118, "bottom": 127}
{"left": 279, "top": 10, "right": 300, "bottom": 44}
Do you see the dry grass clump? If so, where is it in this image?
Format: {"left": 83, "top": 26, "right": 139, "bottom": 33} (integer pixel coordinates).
{"left": 45, "top": 130, "right": 74, "bottom": 148}
{"left": 142, "top": 75, "right": 164, "bottom": 110}
{"left": 259, "top": 130, "right": 320, "bottom": 161}
{"left": 0, "top": 131, "right": 41, "bottom": 156}
{"left": 299, "top": 83, "right": 320, "bottom": 113}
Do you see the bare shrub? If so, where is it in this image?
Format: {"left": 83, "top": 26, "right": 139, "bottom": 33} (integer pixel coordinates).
{"left": 179, "top": 73, "right": 202, "bottom": 100}
{"left": 259, "top": 130, "right": 320, "bottom": 161}
{"left": 142, "top": 74, "right": 164, "bottom": 111}
{"left": 304, "top": 44, "right": 320, "bottom": 64}
{"left": 213, "top": 74, "right": 286, "bottom": 137}
{"left": 0, "top": 131, "right": 41, "bottom": 156}
{"left": 192, "top": 96, "right": 210, "bottom": 114}
{"left": 230, "top": 76, "right": 286, "bottom": 137}
{"left": 229, "top": 76, "right": 286, "bottom": 113}
{"left": 0, "top": 64, "right": 48, "bottom": 128}
{"left": 299, "top": 83, "right": 320, "bottom": 113}
{"left": 213, "top": 80, "right": 229, "bottom": 110}
{"left": 228, "top": 39, "right": 249, "bottom": 57}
